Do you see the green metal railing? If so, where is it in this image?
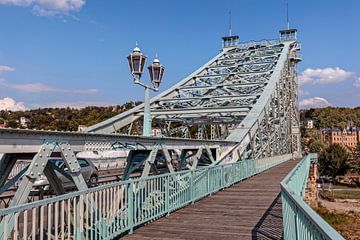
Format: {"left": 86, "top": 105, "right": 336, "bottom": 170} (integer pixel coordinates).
{"left": 281, "top": 153, "right": 345, "bottom": 240}
{"left": 0, "top": 154, "right": 291, "bottom": 240}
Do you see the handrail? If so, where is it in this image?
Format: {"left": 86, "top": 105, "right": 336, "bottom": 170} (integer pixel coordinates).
{"left": 0, "top": 154, "right": 291, "bottom": 239}
{"left": 280, "top": 153, "right": 345, "bottom": 240}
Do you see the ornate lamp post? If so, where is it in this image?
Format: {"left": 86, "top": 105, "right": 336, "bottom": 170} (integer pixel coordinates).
{"left": 127, "top": 44, "right": 165, "bottom": 136}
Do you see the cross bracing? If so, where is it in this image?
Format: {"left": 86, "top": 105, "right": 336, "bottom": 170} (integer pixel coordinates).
{"left": 86, "top": 37, "right": 301, "bottom": 161}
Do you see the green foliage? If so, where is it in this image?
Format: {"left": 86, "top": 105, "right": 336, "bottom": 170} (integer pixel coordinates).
{"left": 321, "top": 211, "right": 349, "bottom": 226}
{"left": 308, "top": 139, "right": 325, "bottom": 153}
{"left": 333, "top": 190, "right": 360, "bottom": 199}
{"left": 300, "top": 107, "right": 360, "bottom": 129}
{"left": 318, "top": 144, "right": 350, "bottom": 177}
{"left": 0, "top": 101, "right": 141, "bottom": 131}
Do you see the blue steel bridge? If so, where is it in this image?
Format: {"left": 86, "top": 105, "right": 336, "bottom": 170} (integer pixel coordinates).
{"left": 0, "top": 29, "right": 344, "bottom": 239}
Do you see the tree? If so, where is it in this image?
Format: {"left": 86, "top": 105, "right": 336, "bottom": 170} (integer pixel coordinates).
{"left": 318, "top": 144, "right": 350, "bottom": 178}
{"left": 353, "top": 144, "right": 360, "bottom": 175}
{"left": 354, "top": 143, "right": 360, "bottom": 159}
{"left": 308, "top": 139, "right": 325, "bottom": 153}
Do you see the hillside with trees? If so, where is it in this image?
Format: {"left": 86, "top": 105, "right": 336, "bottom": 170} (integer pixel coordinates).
{"left": 0, "top": 101, "right": 141, "bottom": 131}
{"left": 300, "top": 107, "right": 360, "bottom": 177}
{"left": 300, "top": 107, "right": 360, "bottom": 130}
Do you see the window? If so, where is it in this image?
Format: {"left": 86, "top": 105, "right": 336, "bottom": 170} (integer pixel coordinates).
{"left": 78, "top": 159, "right": 90, "bottom": 168}
{"left": 49, "top": 159, "right": 65, "bottom": 168}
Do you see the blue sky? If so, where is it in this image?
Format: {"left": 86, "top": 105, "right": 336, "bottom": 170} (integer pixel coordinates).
{"left": 0, "top": 0, "right": 359, "bottom": 110}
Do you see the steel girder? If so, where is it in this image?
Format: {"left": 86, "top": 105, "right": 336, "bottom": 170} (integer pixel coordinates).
{"left": 86, "top": 38, "right": 300, "bottom": 161}
{"left": 219, "top": 41, "right": 301, "bottom": 163}
{"left": 85, "top": 40, "right": 284, "bottom": 138}
{"left": 0, "top": 128, "right": 228, "bottom": 154}
{"left": 86, "top": 38, "right": 301, "bottom": 160}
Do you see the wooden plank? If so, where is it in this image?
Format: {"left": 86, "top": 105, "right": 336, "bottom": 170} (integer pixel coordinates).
{"left": 123, "top": 160, "right": 297, "bottom": 240}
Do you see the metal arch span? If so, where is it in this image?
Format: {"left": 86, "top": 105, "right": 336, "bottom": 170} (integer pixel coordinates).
{"left": 86, "top": 34, "right": 301, "bottom": 162}
{"left": 86, "top": 39, "right": 285, "bottom": 138}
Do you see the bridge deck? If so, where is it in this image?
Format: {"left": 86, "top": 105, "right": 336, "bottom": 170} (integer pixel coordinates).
{"left": 123, "top": 160, "right": 298, "bottom": 240}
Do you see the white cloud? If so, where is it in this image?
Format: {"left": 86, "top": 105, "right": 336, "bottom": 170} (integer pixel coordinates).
{"left": 354, "top": 77, "right": 360, "bottom": 88}
{"left": 299, "top": 97, "right": 331, "bottom": 109}
{"left": 0, "top": 79, "right": 98, "bottom": 94}
{"left": 299, "top": 67, "right": 353, "bottom": 86}
{"left": 0, "top": 0, "right": 32, "bottom": 6}
{"left": 299, "top": 89, "right": 310, "bottom": 96}
{"left": 0, "top": 97, "right": 27, "bottom": 111}
{"left": 0, "top": 65, "right": 15, "bottom": 73}
{"left": 0, "top": 0, "right": 85, "bottom": 16}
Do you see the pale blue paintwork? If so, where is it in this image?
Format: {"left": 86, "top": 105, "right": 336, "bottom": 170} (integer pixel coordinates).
{"left": 281, "top": 154, "right": 345, "bottom": 240}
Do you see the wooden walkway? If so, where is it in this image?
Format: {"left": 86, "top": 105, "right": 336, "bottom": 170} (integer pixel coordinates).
{"left": 123, "top": 160, "right": 298, "bottom": 240}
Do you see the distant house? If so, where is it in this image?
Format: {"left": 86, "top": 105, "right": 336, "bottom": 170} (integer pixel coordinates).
{"left": 152, "top": 128, "right": 162, "bottom": 136}
{"left": 306, "top": 120, "right": 314, "bottom": 129}
{"left": 322, "top": 126, "right": 360, "bottom": 149}
{"left": 19, "top": 117, "right": 29, "bottom": 128}
{"left": 78, "top": 125, "right": 87, "bottom": 132}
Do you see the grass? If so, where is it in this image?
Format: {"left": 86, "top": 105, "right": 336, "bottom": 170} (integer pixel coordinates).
{"left": 334, "top": 190, "right": 360, "bottom": 199}
{"left": 313, "top": 206, "right": 360, "bottom": 239}
{"left": 315, "top": 206, "right": 349, "bottom": 225}
{"left": 321, "top": 189, "right": 360, "bottom": 200}
{"left": 322, "top": 212, "right": 349, "bottom": 225}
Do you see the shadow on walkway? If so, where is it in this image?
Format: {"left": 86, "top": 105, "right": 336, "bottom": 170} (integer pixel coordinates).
{"left": 251, "top": 193, "right": 284, "bottom": 240}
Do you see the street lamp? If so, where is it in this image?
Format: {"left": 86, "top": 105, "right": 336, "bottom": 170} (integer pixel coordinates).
{"left": 127, "top": 44, "right": 165, "bottom": 136}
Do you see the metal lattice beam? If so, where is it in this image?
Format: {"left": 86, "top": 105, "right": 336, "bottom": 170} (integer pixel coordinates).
{"left": 86, "top": 36, "right": 301, "bottom": 160}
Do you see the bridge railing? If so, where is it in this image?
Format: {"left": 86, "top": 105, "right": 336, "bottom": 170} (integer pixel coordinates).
{"left": 0, "top": 154, "right": 291, "bottom": 240}
{"left": 281, "top": 153, "right": 345, "bottom": 240}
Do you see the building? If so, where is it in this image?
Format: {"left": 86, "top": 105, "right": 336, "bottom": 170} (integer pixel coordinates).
{"left": 152, "top": 128, "right": 162, "bottom": 136}
{"left": 322, "top": 127, "right": 360, "bottom": 149}
{"left": 78, "top": 125, "right": 87, "bottom": 132}
{"left": 306, "top": 120, "right": 314, "bottom": 129}
{"left": 19, "top": 117, "right": 29, "bottom": 128}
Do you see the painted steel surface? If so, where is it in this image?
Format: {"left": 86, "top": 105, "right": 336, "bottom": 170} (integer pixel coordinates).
{"left": 0, "top": 154, "right": 291, "bottom": 239}
{"left": 86, "top": 37, "right": 301, "bottom": 164}
{"left": 0, "top": 128, "right": 231, "bottom": 154}
{"left": 281, "top": 154, "right": 345, "bottom": 240}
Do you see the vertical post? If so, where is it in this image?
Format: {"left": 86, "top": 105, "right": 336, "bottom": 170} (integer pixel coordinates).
{"left": 221, "top": 165, "right": 225, "bottom": 188}
{"left": 207, "top": 170, "right": 211, "bottom": 195}
{"left": 143, "top": 86, "right": 152, "bottom": 136}
{"left": 128, "top": 181, "right": 134, "bottom": 234}
{"left": 294, "top": 205, "right": 299, "bottom": 240}
{"left": 190, "top": 171, "right": 194, "bottom": 204}
{"left": 165, "top": 175, "right": 170, "bottom": 215}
